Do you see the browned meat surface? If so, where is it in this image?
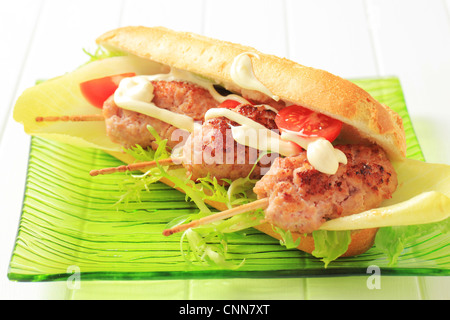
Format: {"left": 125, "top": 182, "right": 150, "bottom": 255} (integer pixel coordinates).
{"left": 253, "top": 144, "right": 398, "bottom": 234}
{"left": 183, "top": 104, "right": 278, "bottom": 183}
{"left": 103, "top": 81, "right": 219, "bottom": 149}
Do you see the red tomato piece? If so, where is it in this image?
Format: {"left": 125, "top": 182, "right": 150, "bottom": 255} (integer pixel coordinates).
{"left": 80, "top": 73, "right": 136, "bottom": 108}
{"left": 275, "top": 105, "right": 342, "bottom": 142}
{"left": 218, "top": 99, "right": 244, "bottom": 109}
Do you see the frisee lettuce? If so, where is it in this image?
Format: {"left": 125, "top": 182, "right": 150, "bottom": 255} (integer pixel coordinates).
{"left": 375, "top": 219, "right": 450, "bottom": 266}
{"left": 178, "top": 209, "right": 265, "bottom": 268}
{"left": 124, "top": 143, "right": 158, "bottom": 162}
{"left": 271, "top": 226, "right": 354, "bottom": 268}
{"left": 180, "top": 229, "right": 244, "bottom": 269}
{"left": 116, "top": 125, "right": 172, "bottom": 204}
{"left": 155, "top": 161, "right": 212, "bottom": 214}
{"left": 82, "top": 46, "right": 126, "bottom": 65}
{"left": 312, "top": 230, "right": 352, "bottom": 267}
{"left": 165, "top": 157, "right": 265, "bottom": 267}
{"left": 271, "top": 225, "right": 302, "bottom": 249}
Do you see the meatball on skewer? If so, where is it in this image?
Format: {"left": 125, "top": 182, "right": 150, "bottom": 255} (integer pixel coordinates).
{"left": 103, "top": 80, "right": 220, "bottom": 150}
{"left": 253, "top": 144, "right": 397, "bottom": 234}
{"left": 182, "top": 103, "right": 278, "bottom": 182}
{"left": 90, "top": 103, "right": 280, "bottom": 183}
{"left": 37, "top": 80, "right": 220, "bottom": 150}
{"left": 163, "top": 144, "right": 397, "bottom": 236}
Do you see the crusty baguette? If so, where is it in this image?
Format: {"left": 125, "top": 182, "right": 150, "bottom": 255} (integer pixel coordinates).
{"left": 97, "top": 26, "right": 406, "bottom": 160}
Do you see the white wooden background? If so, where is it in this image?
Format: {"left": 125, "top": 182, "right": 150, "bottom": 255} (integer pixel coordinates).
{"left": 1, "top": 0, "right": 449, "bottom": 300}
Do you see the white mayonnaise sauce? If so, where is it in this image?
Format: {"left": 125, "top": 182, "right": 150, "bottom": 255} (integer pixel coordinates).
{"left": 281, "top": 131, "right": 347, "bottom": 175}
{"left": 230, "top": 52, "right": 280, "bottom": 101}
{"left": 306, "top": 139, "right": 348, "bottom": 175}
{"left": 114, "top": 76, "right": 195, "bottom": 132}
{"left": 231, "top": 124, "right": 301, "bottom": 157}
{"left": 113, "top": 68, "right": 255, "bottom": 132}
{"left": 205, "top": 108, "right": 300, "bottom": 156}
{"left": 205, "top": 108, "right": 347, "bottom": 175}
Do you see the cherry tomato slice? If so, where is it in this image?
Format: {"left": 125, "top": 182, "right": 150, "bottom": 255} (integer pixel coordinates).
{"left": 80, "top": 73, "right": 136, "bottom": 108}
{"left": 218, "top": 99, "right": 245, "bottom": 109}
{"left": 275, "top": 105, "right": 342, "bottom": 142}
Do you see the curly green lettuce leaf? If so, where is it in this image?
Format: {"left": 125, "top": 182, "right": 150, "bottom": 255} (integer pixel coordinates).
{"left": 312, "top": 230, "right": 352, "bottom": 267}
{"left": 178, "top": 209, "right": 264, "bottom": 268}
{"left": 272, "top": 227, "right": 352, "bottom": 267}
{"left": 123, "top": 143, "right": 157, "bottom": 163}
{"left": 271, "top": 225, "right": 302, "bottom": 249}
{"left": 196, "top": 175, "right": 230, "bottom": 206}
{"left": 180, "top": 229, "right": 244, "bottom": 269}
{"left": 223, "top": 153, "right": 267, "bottom": 208}
{"left": 163, "top": 155, "right": 264, "bottom": 268}
{"left": 119, "top": 125, "right": 217, "bottom": 214}
{"left": 82, "top": 46, "right": 126, "bottom": 65}
{"left": 375, "top": 218, "right": 450, "bottom": 266}
{"left": 161, "top": 177, "right": 262, "bottom": 269}
{"left": 156, "top": 161, "right": 211, "bottom": 214}
{"left": 115, "top": 125, "right": 172, "bottom": 203}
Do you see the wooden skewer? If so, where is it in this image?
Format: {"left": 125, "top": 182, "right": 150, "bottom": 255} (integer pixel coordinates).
{"left": 89, "top": 157, "right": 176, "bottom": 176}
{"left": 162, "top": 198, "right": 270, "bottom": 236}
{"left": 35, "top": 114, "right": 104, "bottom": 122}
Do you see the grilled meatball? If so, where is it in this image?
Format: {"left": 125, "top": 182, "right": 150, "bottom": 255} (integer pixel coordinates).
{"left": 183, "top": 104, "right": 279, "bottom": 183}
{"left": 253, "top": 144, "right": 397, "bottom": 234}
{"left": 103, "top": 81, "right": 219, "bottom": 149}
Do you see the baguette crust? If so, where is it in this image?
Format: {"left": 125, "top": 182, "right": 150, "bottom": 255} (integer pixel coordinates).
{"left": 97, "top": 26, "right": 406, "bottom": 159}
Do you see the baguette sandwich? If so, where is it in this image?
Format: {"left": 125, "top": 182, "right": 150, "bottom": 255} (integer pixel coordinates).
{"left": 13, "top": 26, "right": 450, "bottom": 265}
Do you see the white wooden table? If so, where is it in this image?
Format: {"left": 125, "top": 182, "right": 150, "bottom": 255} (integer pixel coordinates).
{"left": 1, "top": 0, "right": 449, "bottom": 300}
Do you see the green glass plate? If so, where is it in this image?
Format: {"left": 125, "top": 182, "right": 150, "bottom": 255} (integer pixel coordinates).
{"left": 8, "top": 77, "right": 450, "bottom": 281}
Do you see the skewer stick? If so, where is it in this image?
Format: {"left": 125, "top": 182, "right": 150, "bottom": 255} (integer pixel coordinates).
{"left": 35, "top": 114, "right": 104, "bottom": 122}
{"left": 89, "top": 158, "right": 176, "bottom": 176}
{"left": 162, "top": 198, "right": 270, "bottom": 236}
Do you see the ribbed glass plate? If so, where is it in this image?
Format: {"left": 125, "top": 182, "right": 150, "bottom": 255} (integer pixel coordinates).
{"left": 8, "top": 77, "right": 450, "bottom": 281}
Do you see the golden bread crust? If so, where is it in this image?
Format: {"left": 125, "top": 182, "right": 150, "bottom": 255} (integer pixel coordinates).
{"left": 97, "top": 26, "right": 406, "bottom": 159}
